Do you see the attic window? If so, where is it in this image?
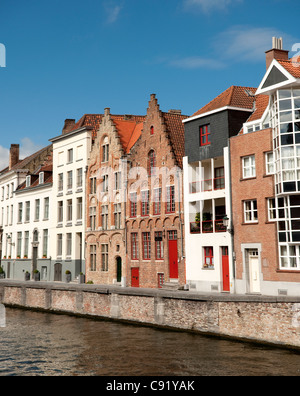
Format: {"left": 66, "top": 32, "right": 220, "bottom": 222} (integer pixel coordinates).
{"left": 26, "top": 176, "right": 31, "bottom": 188}
{"left": 39, "top": 172, "right": 44, "bottom": 184}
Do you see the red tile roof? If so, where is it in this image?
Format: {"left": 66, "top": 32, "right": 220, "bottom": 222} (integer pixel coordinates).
{"left": 191, "top": 86, "right": 257, "bottom": 117}
{"left": 277, "top": 58, "right": 300, "bottom": 79}
{"left": 112, "top": 118, "right": 144, "bottom": 154}
{"left": 161, "top": 112, "right": 188, "bottom": 168}
{"left": 70, "top": 114, "right": 145, "bottom": 154}
{"left": 245, "top": 94, "right": 270, "bottom": 123}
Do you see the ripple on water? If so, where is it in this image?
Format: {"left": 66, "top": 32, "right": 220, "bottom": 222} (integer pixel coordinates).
{"left": 1, "top": 308, "right": 300, "bottom": 376}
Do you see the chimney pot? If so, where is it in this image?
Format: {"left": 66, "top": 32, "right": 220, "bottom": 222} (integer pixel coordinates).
{"left": 265, "top": 37, "right": 289, "bottom": 70}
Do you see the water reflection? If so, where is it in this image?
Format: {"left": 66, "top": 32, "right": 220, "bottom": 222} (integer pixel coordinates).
{"left": 0, "top": 308, "right": 300, "bottom": 376}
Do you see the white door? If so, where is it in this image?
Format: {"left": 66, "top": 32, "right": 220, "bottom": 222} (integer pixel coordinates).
{"left": 249, "top": 251, "right": 260, "bottom": 293}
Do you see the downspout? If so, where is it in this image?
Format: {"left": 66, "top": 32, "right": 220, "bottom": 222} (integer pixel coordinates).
{"left": 227, "top": 139, "right": 236, "bottom": 286}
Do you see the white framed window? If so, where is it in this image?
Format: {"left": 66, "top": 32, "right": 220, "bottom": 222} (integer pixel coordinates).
{"left": 244, "top": 200, "right": 258, "bottom": 223}
{"left": 39, "top": 172, "right": 44, "bottom": 184}
{"left": 267, "top": 198, "right": 276, "bottom": 221}
{"left": 67, "top": 199, "right": 72, "bottom": 222}
{"left": 77, "top": 197, "right": 83, "bottom": 221}
{"left": 265, "top": 152, "right": 275, "bottom": 175}
{"left": 26, "top": 176, "right": 31, "bottom": 188}
{"left": 67, "top": 171, "right": 73, "bottom": 190}
{"left": 35, "top": 199, "right": 40, "bottom": 221}
{"left": 66, "top": 233, "right": 72, "bottom": 257}
{"left": 77, "top": 168, "right": 83, "bottom": 188}
{"left": 44, "top": 197, "right": 49, "bottom": 220}
{"left": 242, "top": 155, "right": 256, "bottom": 179}
{"left": 25, "top": 201, "right": 30, "bottom": 222}
{"left": 67, "top": 148, "right": 73, "bottom": 163}
{"left": 43, "top": 229, "right": 48, "bottom": 257}
{"left": 279, "top": 245, "right": 299, "bottom": 270}
{"left": 58, "top": 173, "right": 63, "bottom": 192}
{"left": 57, "top": 234, "right": 63, "bottom": 257}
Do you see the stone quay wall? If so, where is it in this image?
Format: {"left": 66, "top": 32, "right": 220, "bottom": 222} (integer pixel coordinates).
{"left": 1, "top": 280, "right": 300, "bottom": 349}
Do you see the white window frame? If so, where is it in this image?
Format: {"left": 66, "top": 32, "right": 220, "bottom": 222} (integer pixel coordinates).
{"left": 244, "top": 199, "right": 258, "bottom": 223}
{"left": 242, "top": 155, "right": 256, "bottom": 179}
{"left": 265, "top": 152, "right": 275, "bottom": 175}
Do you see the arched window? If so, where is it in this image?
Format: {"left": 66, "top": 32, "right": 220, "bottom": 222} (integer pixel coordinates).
{"left": 150, "top": 126, "right": 154, "bottom": 135}
{"left": 148, "top": 150, "right": 156, "bottom": 176}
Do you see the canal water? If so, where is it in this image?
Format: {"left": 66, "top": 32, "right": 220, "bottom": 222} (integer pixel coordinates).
{"left": 1, "top": 307, "right": 300, "bottom": 376}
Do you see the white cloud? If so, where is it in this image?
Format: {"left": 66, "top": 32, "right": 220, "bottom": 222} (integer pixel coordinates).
{"left": 0, "top": 146, "right": 9, "bottom": 171}
{"left": 104, "top": 2, "right": 123, "bottom": 24}
{"left": 183, "top": 0, "right": 243, "bottom": 13}
{"left": 214, "top": 26, "right": 295, "bottom": 62}
{"left": 169, "top": 56, "right": 225, "bottom": 70}
{"left": 19, "top": 137, "right": 44, "bottom": 159}
{"left": 0, "top": 137, "right": 45, "bottom": 172}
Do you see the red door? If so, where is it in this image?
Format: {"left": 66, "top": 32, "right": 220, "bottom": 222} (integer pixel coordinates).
{"left": 131, "top": 267, "right": 139, "bottom": 288}
{"left": 222, "top": 247, "right": 230, "bottom": 292}
{"left": 168, "top": 239, "right": 178, "bottom": 279}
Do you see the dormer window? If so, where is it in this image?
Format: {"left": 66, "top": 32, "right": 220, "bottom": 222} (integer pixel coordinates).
{"left": 39, "top": 172, "right": 44, "bottom": 184}
{"left": 26, "top": 176, "right": 31, "bottom": 188}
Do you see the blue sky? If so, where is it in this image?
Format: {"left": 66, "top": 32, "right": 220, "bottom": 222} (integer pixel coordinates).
{"left": 0, "top": 0, "right": 299, "bottom": 168}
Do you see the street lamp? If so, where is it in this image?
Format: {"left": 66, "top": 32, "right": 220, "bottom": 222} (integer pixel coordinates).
{"left": 223, "top": 216, "right": 234, "bottom": 235}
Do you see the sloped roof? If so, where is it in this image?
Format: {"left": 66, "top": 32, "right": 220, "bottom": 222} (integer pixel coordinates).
{"left": 277, "top": 59, "right": 300, "bottom": 79}
{"left": 161, "top": 112, "right": 188, "bottom": 168}
{"left": 70, "top": 113, "right": 145, "bottom": 153}
{"left": 245, "top": 94, "right": 270, "bottom": 123}
{"left": 0, "top": 145, "right": 53, "bottom": 176}
{"left": 191, "top": 86, "right": 257, "bottom": 118}
{"left": 113, "top": 119, "right": 144, "bottom": 154}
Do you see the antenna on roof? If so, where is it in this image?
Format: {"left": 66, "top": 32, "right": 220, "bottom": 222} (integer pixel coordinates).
{"left": 244, "top": 89, "right": 255, "bottom": 98}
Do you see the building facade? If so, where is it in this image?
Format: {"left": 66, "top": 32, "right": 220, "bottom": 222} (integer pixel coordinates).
{"left": 0, "top": 144, "right": 53, "bottom": 280}
{"left": 85, "top": 109, "right": 144, "bottom": 286}
{"left": 126, "top": 94, "right": 187, "bottom": 289}
{"left": 49, "top": 120, "right": 92, "bottom": 282}
{"left": 183, "top": 86, "right": 256, "bottom": 293}
{"left": 231, "top": 38, "right": 300, "bottom": 296}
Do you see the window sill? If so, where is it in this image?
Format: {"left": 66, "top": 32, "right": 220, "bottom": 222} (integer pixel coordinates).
{"left": 240, "top": 176, "right": 256, "bottom": 182}
{"left": 242, "top": 222, "right": 259, "bottom": 225}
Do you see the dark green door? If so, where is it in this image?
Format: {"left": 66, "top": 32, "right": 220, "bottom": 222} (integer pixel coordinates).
{"left": 117, "top": 257, "right": 122, "bottom": 283}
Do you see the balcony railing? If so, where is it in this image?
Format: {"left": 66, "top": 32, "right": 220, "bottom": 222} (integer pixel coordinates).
{"left": 190, "top": 219, "right": 227, "bottom": 234}
{"left": 189, "top": 176, "right": 225, "bottom": 194}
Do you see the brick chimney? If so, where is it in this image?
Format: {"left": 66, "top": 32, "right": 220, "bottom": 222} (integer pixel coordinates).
{"left": 168, "top": 109, "right": 182, "bottom": 115}
{"left": 62, "top": 119, "right": 76, "bottom": 135}
{"left": 265, "top": 37, "right": 289, "bottom": 70}
{"left": 9, "top": 144, "right": 19, "bottom": 170}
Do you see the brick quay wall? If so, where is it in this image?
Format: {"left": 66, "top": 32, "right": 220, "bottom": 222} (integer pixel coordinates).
{"left": 1, "top": 280, "right": 300, "bottom": 350}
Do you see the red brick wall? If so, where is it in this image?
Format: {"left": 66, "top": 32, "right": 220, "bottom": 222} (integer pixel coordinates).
{"left": 230, "top": 128, "right": 300, "bottom": 284}
{"left": 126, "top": 95, "right": 185, "bottom": 288}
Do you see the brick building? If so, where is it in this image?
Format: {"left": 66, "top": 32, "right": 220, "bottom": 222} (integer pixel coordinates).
{"left": 126, "top": 94, "right": 188, "bottom": 289}
{"left": 183, "top": 86, "right": 256, "bottom": 293}
{"left": 84, "top": 110, "right": 145, "bottom": 285}
{"left": 230, "top": 38, "right": 300, "bottom": 296}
